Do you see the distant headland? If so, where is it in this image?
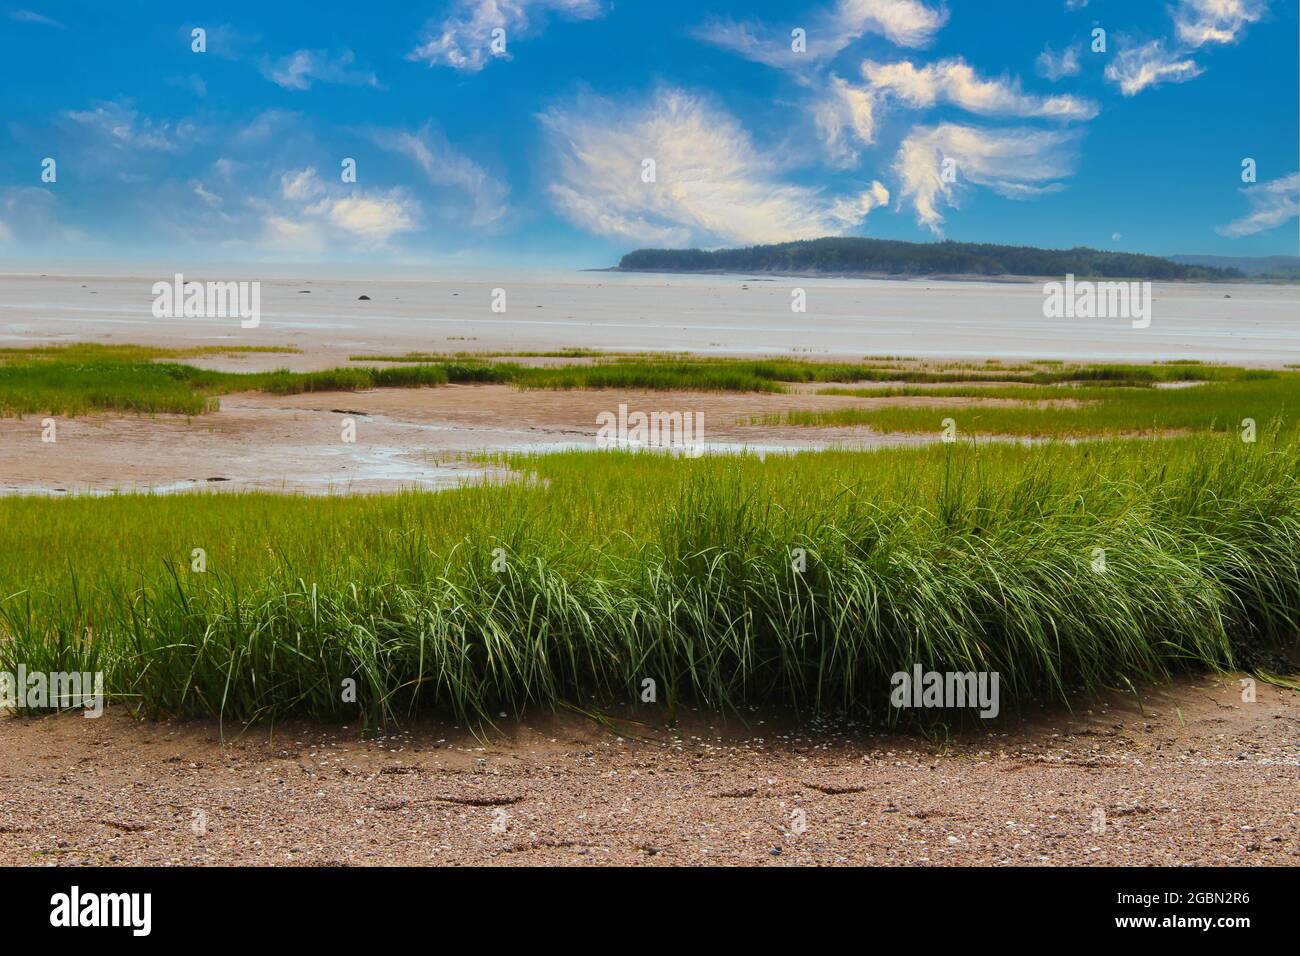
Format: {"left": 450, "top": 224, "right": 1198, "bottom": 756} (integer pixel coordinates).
{"left": 612, "top": 237, "right": 1274, "bottom": 281}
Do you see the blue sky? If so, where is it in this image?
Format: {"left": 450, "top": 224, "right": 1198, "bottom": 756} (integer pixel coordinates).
{"left": 1, "top": 0, "right": 1296, "bottom": 271}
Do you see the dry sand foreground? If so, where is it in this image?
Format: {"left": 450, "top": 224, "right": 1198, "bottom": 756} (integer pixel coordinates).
{"left": 1, "top": 674, "right": 1296, "bottom": 866}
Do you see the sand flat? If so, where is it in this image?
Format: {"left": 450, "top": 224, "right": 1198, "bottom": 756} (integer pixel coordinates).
{"left": 1, "top": 384, "right": 969, "bottom": 496}
{"left": 4, "top": 272, "right": 1297, "bottom": 366}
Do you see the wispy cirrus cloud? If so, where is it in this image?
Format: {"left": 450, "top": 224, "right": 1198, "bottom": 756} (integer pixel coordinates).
{"left": 1035, "top": 43, "right": 1081, "bottom": 81}
{"left": 100, "top": 109, "right": 426, "bottom": 254}
{"left": 7, "top": 9, "right": 62, "bottom": 27}
{"left": 809, "top": 56, "right": 1094, "bottom": 167}
{"left": 1104, "top": 2, "right": 1267, "bottom": 96}
{"left": 212, "top": 112, "right": 505, "bottom": 253}
{"left": 693, "top": 0, "right": 948, "bottom": 70}
{"left": 837, "top": 0, "right": 949, "bottom": 47}
{"left": 813, "top": 74, "right": 881, "bottom": 167}
{"left": 261, "top": 49, "right": 379, "bottom": 90}
{"left": 371, "top": 123, "right": 510, "bottom": 229}
{"left": 1217, "top": 172, "right": 1299, "bottom": 237}
{"left": 1104, "top": 39, "right": 1203, "bottom": 96}
{"left": 697, "top": 3, "right": 1093, "bottom": 185}
{"left": 862, "top": 57, "right": 1098, "bottom": 120}
{"left": 689, "top": 19, "right": 808, "bottom": 73}
{"left": 408, "top": 0, "right": 603, "bottom": 72}
{"left": 1173, "top": 0, "right": 1267, "bottom": 48}
{"left": 893, "top": 123, "right": 1081, "bottom": 232}
{"left": 23, "top": 102, "right": 503, "bottom": 257}
{"left": 60, "top": 100, "right": 199, "bottom": 153}
{"left": 539, "top": 87, "right": 889, "bottom": 246}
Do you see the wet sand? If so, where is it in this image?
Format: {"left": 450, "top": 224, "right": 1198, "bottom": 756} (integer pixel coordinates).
{"left": 4, "top": 272, "right": 1297, "bottom": 366}
{"left": 1, "top": 674, "right": 1295, "bottom": 866}
{"left": 0, "top": 383, "right": 975, "bottom": 496}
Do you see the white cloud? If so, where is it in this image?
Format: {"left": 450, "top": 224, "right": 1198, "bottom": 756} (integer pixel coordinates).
{"left": 1035, "top": 43, "right": 1081, "bottom": 81}
{"left": 1173, "top": 0, "right": 1267, "bottom": 48}
{"left": 813, "top": 75, "right": 881, "bottom": 166}
{"left": 811, "top": 56, "right": 1095, "bottom": 169}
{"left": 177, "top": 164, "right": 421, "bottom": 254}
{"left": 261, "top": 49, "right": 379, "bottom": 90}
{"left": 893, "top": 122, "right": 1081, "bottom": 232}
{"left": 692, "top": 1, "right": 954, "bottom": 174}
{"left": 1100, "top": 4, "right": 1264, "bottom": 97}
{"left": 280, "top": 167, "right": 325, "bottom": 202}
{"left": 326, "top": 194, "right": 418, "bottom": 242}
{"left": 834, "top": 0, "right": 949, "bottom": 47}
{"left": 1217, "top": 172, "right": 1300, "bottom": 237}
{"left": 1065, "top": 0, "right": 1088, "bottom": 9}
{"left": 408, "top": 0, "right": 603, "bottom": 72}
{"left": 695, "top": 0, "right": 947, "bottom": 70}
{"left": 267, "top": 168, "right": 418, "bottom": 246}
{"left": 539, "top": 88, "right": 889, "bottom": 246}
{"left": 61, "top": 101, "right": 197, "bottom": 152}
{"left": 1103, "top": 39, "right": 1203, "bottom": 96}
{"left": 863, "top": 57, "right": 1098, "bottom": 120}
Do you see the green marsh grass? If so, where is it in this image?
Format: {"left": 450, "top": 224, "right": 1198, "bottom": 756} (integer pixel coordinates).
{"left": 2, "top": 433, "right": 1296, "bottom": 726}
{"left": 763, "top": 371, "right": 1297, "bottom": 438}
{"left": 0, "top": 353, "right": 507, "bottom": 416}
{"left": 3, "top": 345, "right": 1289, "bottom": 434}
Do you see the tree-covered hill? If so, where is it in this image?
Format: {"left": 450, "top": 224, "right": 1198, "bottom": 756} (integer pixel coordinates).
{"left": 617, "top": 237, "right": 1242, "bottom": 280}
